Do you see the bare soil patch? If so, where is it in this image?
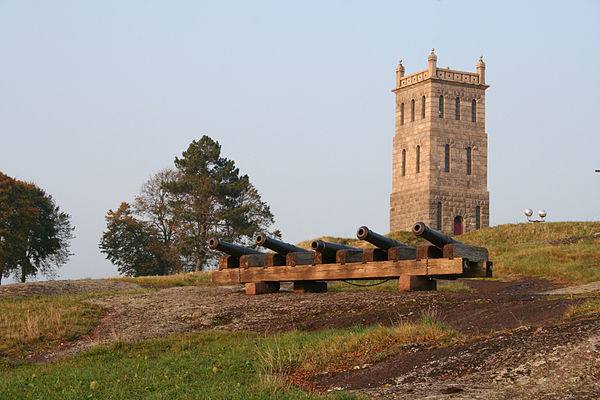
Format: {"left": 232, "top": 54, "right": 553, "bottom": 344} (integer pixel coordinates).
{"left": 4, "top": 277, "right": 599, "bottom": 398}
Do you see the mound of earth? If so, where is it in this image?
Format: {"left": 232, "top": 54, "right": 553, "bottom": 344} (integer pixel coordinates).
{"left": 5, "top": 277, "right": 600, "bottom": 399}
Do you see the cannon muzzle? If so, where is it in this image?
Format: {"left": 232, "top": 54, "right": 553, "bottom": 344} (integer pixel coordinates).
{"left": 208, "top": 237, "right": 264, "bottom": 258}
{"left": 412, "top": 222, "right": 460, "bottom": 248}
{"left": 356, "top": 226, "right": 414, "bottom": 250}
{"left": 255, "top": 233, "right": 310, "bottom": 255}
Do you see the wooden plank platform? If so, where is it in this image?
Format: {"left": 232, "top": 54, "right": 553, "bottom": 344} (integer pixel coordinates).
{"left": 212, "top": 258, "right": 467, "bottom": 284}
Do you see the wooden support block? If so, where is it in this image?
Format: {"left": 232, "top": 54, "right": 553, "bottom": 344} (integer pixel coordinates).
{"left": 245, "top": 281, "right": 280, "bottom": 295}
{"left": 263, "top": 253, "right": 287, "bottom": 267}
{"left": 286, "top": 252, "right": 314, "bottom": 267}
{"left": 398, "top": 275, "right": 437, "bottom": 291}
{"left": 313, "top": 252, "right": 335, "bottom": 265}
{"left": 443, "top": 244, "right": 489, "bottom": 263}
{"left": 460, "top": 260, "right": 493, "bottom": 278}
{"left": 219, "top": 255, "right": 239, "bottom": 270}
{"left": 388, "top": 246, "right": 417, "bottom": 261}
{"left": 240, "top": 254, "right": 266, "bottom": 268}
{"left": 416, "top": 244, "right": 443, "bottom": 260}
{"left": 362, "top": 248, "right": 389, "bottom": 262}
{"left": 293, "top": 280, "right": 328, "bottom": 293}
{"left": 336, "top": 249, "right": 364, "bottom": 264}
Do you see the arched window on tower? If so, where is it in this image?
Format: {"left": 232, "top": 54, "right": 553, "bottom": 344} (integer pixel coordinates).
{"left": 416, "top": 145, "right": 420, "bottom": 173}
{"left": 455, "top": 97, "right": 460, "bottom": 120}
{"left": 402, "top": 149, "right": 406, "bottom": 176}
{"left": 444, "top": 144, "right": 450, "bottom": 172}
{"left": 400, "top": 103, "right": 405, "bottom": 125}
{"left": 471, "top": 99, "right": 477, "bottom": 122}
{"left": 438, "top": 95, "right": 444, "bottom": 118}
{"left": 475, "top": 206, "right": 481, "bottom": 229}
{"left": 437, "top": 202, "right": 442, "bottom": 230}
{"left": 422, "top": 96, "right": 426, "bottom": 118}
{"left": 466, "top": 147, "right": 472, "bottom": 175}
{"left": 411, "top": 99, "right": 415, "bottom": 121}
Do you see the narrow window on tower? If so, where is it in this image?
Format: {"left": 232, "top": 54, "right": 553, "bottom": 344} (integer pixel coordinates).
{"left": 411, "top": 99, "right": 415, "bottom": 121}
{"left": 421, "top": 96, "right": 426, "bottom": 118}
{"left": 444, "top": 144, "right": 450, "bottom": 172}
{"left": 466, "top": 147, "right": 472, "bottom": 175}
{"left": 402, "top": 149, "right": 406, "bottom": 176}
{"left": 475, "top": 206, "right": 481, "bottom": 229}
{"left": 400, "top": 103, "right": 405, "bottom": 125}
{"left": 471, "top": 99, "right": 477, "bottom": 122}
{"left": 455, "top": 97, "right": 460, "bottom": 120}
{"left": 416, "top": 145, "right": 420, "bottom": 173}
{"left": 437, "top": 202, "right": 442, "bottom": 230}
{"left": 438, "top": 95, "right": 444, "bottom": 118}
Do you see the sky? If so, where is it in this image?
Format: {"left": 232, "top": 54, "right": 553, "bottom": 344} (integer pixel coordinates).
{"left": 1, "top": 0, "right": 599, "bottom": 282}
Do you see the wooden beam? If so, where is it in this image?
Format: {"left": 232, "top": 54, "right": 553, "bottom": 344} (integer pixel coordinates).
{"left": 218, "top": 255, "right": 239, "bottom": 270}
{"left": 362, "top": 248, "right": 389, "bottom": 262}
{"left": 212, "top": 258, "right": 465, "bottom": 284}
{"left": 388, "top": 246, "right": 417, "bottom": 261}
{"left": 240, "top": 254, "right": 266, "bottom": 268}
{"left": 443, "top": 244, "right": 489, "bottom": 262}
{"left": 416, "top": 244, "right": 443, "bottom": 260}
{"left": 263, "top": 253, "right": 287, "bottom": 267}
{"left": 286, "top": 252, "right": 314, "bottom": 267}
{"left": 398, "top": 276, "right": 437, "bottom": 291}
{"left": 293, "top": 281, "right": 327, "bottom": 293}
{"left": 245, "top": 282, "right": 280, "bottom": 295}
{"left": 336, "top": 249, "right": 364, "bottom": 264}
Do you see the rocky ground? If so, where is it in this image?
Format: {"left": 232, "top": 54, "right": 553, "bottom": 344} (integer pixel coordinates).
{"left": 1, "top": 277, "right": 599, "bottom": 399}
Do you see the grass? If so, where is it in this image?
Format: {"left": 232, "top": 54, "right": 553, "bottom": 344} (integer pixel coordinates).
{"left": 110, "top": 271, "right": 224, "bottom": 288}
{"left": 328, "top": 279, "right": 399, "bottom": 292}
{"left": 459, "top": 222, "right": 600, "bottom": 284}
{"left": 0, "top": 314, "right": 456, "bottom": 399}
{"left": 564, "top": 297, "right": 600, "bottom": 319}
{"left": 0, "top": 296, "right": 103, "bottom": 357}
{"left": 436, "top": 280, "right": 474, "bottom": 293}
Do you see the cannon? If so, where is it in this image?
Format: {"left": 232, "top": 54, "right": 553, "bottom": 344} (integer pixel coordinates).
{"left": 356, "top": 226, "right": 416, "bottom": 261}
{"left": 356, "top": 226, "right": 414, "bottom": 250}
{"left": 412, "top": 222, "right": 460, "bottom": 248}
{"left": 208, "top": 237, "right": 264, "bottom": 257}
{"left": 255, "top": 233, "right": 310, "bottom": 254}
{"left": 209, "top": 237, "right": 265, "bottom": 269}
{"left": 256, "top": 233, "right": 313, "bottom": 267}
{"left": 311, "top": 240, "right": 362, "bottom": 264}
{"left": 411, "top": 222, "right": 489, "bottom": 266}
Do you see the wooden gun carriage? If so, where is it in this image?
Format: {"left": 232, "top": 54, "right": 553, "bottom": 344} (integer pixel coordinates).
{"left": 211, "top": 222, "right": 492, "bottom": 295}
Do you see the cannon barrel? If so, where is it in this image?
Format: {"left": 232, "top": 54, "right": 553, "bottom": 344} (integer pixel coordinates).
{"left": 412, "top": 222, "right": 460, "bottom": 248}
{"left": 356, "top": 226, "right": 414, "bottom": 250}
{"left": 311, "top": 240, "right": 361, "bottom": 259}
{"left": 255, "top": 233, "right": 310, "bottom": 255}
{"left": 208, "top": 237, "right": 264, "bottom": 258}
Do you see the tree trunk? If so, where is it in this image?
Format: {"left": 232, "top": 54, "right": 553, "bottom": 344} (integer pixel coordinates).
{"left": 21, "top": 266, "right": 26, "bottom": 283}
{"left": 195, "top": 258, "right": 201, "bottom": 272}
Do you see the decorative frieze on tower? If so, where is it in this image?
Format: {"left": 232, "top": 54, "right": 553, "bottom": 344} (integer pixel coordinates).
{"left": 390, "top": 49, "right": 490, "bottom": 235}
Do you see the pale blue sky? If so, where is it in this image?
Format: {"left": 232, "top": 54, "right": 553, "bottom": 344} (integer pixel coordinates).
{"left": 1, "top": 1, "right": 598, "bottom": 281}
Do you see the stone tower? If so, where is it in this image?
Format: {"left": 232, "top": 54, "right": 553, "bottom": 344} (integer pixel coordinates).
{"left": 390, "top": 50, "right": 489, "bottom": 235}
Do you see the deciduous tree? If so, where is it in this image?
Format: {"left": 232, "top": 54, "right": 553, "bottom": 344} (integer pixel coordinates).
{"left": 0, "top": 173, "right": 74, "bottom": 284}
{"left": 99, "top": 202, "right": 175, "bottom": 277}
